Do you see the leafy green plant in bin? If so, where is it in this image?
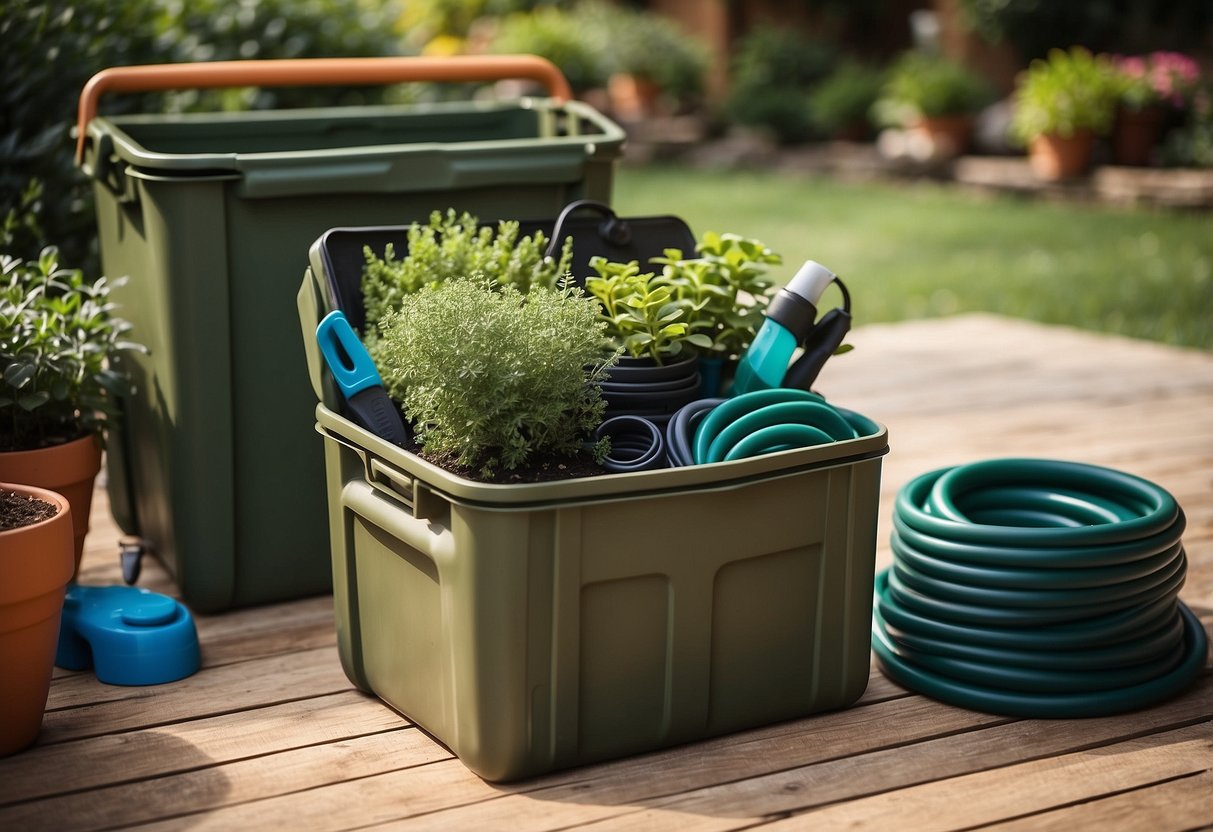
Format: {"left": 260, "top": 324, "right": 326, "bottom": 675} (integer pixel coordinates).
{"left": 1, "top": 196, "right": 145, "bottom": 451}
{"left": 360, "top": 209, "right": 573, "bottom": 335}
{"left": 374, "top": 278, "right": 614, "bottom": 479}
{"left": 584, "top": 257, "right": 711, "bottom": 364}
{"left": 652, "top": 232, "right": 783, "bottom": 360}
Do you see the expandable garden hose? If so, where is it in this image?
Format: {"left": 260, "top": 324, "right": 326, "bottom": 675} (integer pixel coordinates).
{"left": 873, "top": 458, "right": 1208, "bottom": 718}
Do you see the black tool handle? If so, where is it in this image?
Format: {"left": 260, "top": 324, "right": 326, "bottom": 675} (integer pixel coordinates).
{"left": 348, "top": 388, "right": 412, "bottom": 447}
{"left": 782, "top": 308, "right": 853, "bottom": 392}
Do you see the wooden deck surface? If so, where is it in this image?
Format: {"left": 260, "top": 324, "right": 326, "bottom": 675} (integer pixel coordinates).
{"left": 2, "top": 313, "right": 1210, "bottom": 830}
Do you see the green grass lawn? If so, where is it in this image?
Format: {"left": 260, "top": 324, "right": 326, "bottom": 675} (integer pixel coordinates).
{"left": 613, "top": 165, "right": 1213, "bottom": 350}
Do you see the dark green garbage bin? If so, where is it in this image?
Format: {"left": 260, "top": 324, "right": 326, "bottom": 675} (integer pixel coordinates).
{"left": 79, "top": 56, "right": 624, "bottom": 611}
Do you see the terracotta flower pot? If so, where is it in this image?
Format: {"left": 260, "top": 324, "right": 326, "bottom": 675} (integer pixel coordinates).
{"left": 0, "top": 483, "right": 75, "bottom": 756}
{"left": 0, "top": 434, "right": 102, "bottom": 578}
{"left": 1113, "top": 105, "right": 1164, "bottom": 167}
{"left": 1029, "top": 131, "right": 1095, "bottom": 181}
{"left": 608, "top": 72, "right": 662, "bottom": 122}
{"left": 911, "top": 114, "right": 974, "bottom": 158}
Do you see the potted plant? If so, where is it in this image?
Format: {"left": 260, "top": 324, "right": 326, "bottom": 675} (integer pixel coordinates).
{"left": 1011, "top": 47, "right": 1120, "bottom": 181}
{"left": 583, "top": 257, "right": 707, "bottom": 419}
{"left": 809, "top": 61, "right": 886, "bottom": 142}
{"left": 873, "top": 52, "right": 994, "bottom": 157}
{"left": 0, "top": 482, "right": 75, "bottom": 755}
{"left": 1, "top": 202, "right": 144, "bottom": 575}
{"left": 651, "top": 231, "right": 783, "bottom": 396}
{"left": 1112, "top": 52, "right": 1201, "bottom": 167}
{"left": 578, "top": 1, "right": 707, "bottom": 121}
{"left": 372, "top": 277, "right": 614, "bottom": 481}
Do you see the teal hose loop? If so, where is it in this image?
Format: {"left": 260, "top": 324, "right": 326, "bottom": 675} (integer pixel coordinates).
{"left": 891, "top": 511, "right": 1186, "bottom": 569}
{"left": 873, "top": 458, "right": 1208, "bottom": 718}
{"left": 692, "top": 389, "right": 858, "bottom": 464}
{"left": 875, "top": 600, "right": 1186, "bottom": 671}
{"left": 890, "top": 546, "right": 1187, "bottom": 610}
{"left": 722, "top": 424, "right": 834, "bottom": 461}
{"left": 898, "top": 460, "right": 1181, "bottom": 548}
{"left": 892, "top": 532, "right": 1184, "bottom": 590}
{"left": 877, "top": 573, "right": 1182, "bottom": 650}
{"left": 706, "top": 400, "right": 852, "bottom": 463}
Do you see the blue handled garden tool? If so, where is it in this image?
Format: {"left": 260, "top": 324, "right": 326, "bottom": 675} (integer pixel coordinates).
{"left": 316, "top": 310, "right": 411, "bottom": 446}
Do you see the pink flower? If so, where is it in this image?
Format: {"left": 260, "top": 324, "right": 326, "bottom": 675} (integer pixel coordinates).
{"left": 1117, "top": 56, "right": 1147, "bottom": 78}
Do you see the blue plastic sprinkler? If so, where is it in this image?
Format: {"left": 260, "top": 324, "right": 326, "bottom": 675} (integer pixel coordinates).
{"left": 731, "top": 260, "right": 851, "bottom": 396}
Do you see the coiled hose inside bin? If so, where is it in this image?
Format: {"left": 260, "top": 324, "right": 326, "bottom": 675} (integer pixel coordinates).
{"left": 872, "top": 458, "right": 1207, "bottom": 718}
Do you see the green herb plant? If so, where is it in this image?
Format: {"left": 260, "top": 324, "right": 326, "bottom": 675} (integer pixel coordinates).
{"left": 873, "top": 52, "right": 994, "bottom": 127}
{"left": 1011, "top": 47, "right": 1120, "bottom": 143}
{"left": 652, "top": 232, "right": 783, "bottom": 360}
{"left": 362, "top": 209, "right": 573, "bottom": 334}
{"left": 374, "top": 278, "right": 614, "bottom": 479}
{"left": 1, "top": 233, "right": 144, "bottom": 451}
{"left": 584, "top": 257, "right": 711, "bottom": 364}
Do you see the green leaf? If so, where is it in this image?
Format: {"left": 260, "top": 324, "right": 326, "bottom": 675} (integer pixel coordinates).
{"left": 4, "top": 361, "right": 34, "bottom": 389}
{"left": 17, "top": 390, "right": 50, "bottom": 411}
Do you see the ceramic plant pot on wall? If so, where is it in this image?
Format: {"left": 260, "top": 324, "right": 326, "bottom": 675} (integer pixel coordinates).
{"left": 1112, "top": 106, "right": 1165, "bottom": 167}
{"left": 0, "top": 434, "right": 102, "bottom": 578}
{"left": 1029, "top": 130, "right": 1096, "bottom": 181}
{"left": 0, "top": 483, "right": 75, "bottom": 756}
{"left": 911, "top": 114, "right": 974, "bottom": 158}
{"left": 608, "top": 73, "right": 662, "bottom": 122}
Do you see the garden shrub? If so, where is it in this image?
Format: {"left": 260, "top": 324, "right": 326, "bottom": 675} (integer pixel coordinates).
{"left": 726, "top": 26, "right": 837, "bottom": 144}
{"left": 1, "top": 0, "right": 405, "bottom": 273}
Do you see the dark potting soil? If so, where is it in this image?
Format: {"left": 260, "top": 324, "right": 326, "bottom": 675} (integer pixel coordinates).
{"left": 406, "top": 439, "right": 608, "bottom": 484}
{"left": 0, "top": 490, "right": 59, "bottom": 531}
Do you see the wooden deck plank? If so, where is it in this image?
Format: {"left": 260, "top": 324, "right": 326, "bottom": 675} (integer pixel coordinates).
{"left": 0, "top": 728, "right": 446, "bottom": 832}
{"left": 377, "top": 675, "right": 1213, "bottom": 832}
{"left": 0, "top": 692, "right": 405, "bottom": 805}
{"left": 13, "top": 314, "right": 1211, "bottom": 831}
{"left": 978, "top": 768, "right": 1213, "bottom": 832}
{"left": 759, "top": 721, "right": 1213, "bottom": 831}
{"left": 38, "top": 646, "right": 355, "bottom": 745}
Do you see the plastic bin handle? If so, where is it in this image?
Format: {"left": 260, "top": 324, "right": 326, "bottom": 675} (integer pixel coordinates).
{"left": 76, "top": 55, "right": 573, "bottom": 163}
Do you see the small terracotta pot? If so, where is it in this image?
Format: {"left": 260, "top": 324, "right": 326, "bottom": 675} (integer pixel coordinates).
{"left": 0, "top": 433, "right": 102, "bottom": 578}
{"left": 1113, "top": 105, "right": 1164, "bottom": 167}
{"left": 608, "top": 73, "right": 662, "bottom": 122}
{"left": 1029, "top": 131, "right": 1095, "bottom": 181}
{"left": 0, "top": 483, "right": 74, "bottom": 756}
{"left": 910, "top": 114, "right": 974, "bottom": 158}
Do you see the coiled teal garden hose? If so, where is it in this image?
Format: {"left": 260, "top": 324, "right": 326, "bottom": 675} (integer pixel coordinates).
{"left": 872, "top": 458, "right": 1207, "bottom": 718}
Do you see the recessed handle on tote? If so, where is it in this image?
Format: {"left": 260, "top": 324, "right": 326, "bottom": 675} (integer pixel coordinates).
{"left": 76, "top": 55, "right": 573, "bottom": 163}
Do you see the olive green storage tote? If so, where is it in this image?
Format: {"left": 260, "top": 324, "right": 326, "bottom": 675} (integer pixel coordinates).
{"left": 78, "top": 57, "right": 623, "bottom": 611}
{"left": 297, "top": 256, "right": 889, "bottom": 781}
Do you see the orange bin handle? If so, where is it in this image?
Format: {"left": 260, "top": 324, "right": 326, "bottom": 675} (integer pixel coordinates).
{"left": 77, "top": 55, "right": 573, "bottom": 163}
